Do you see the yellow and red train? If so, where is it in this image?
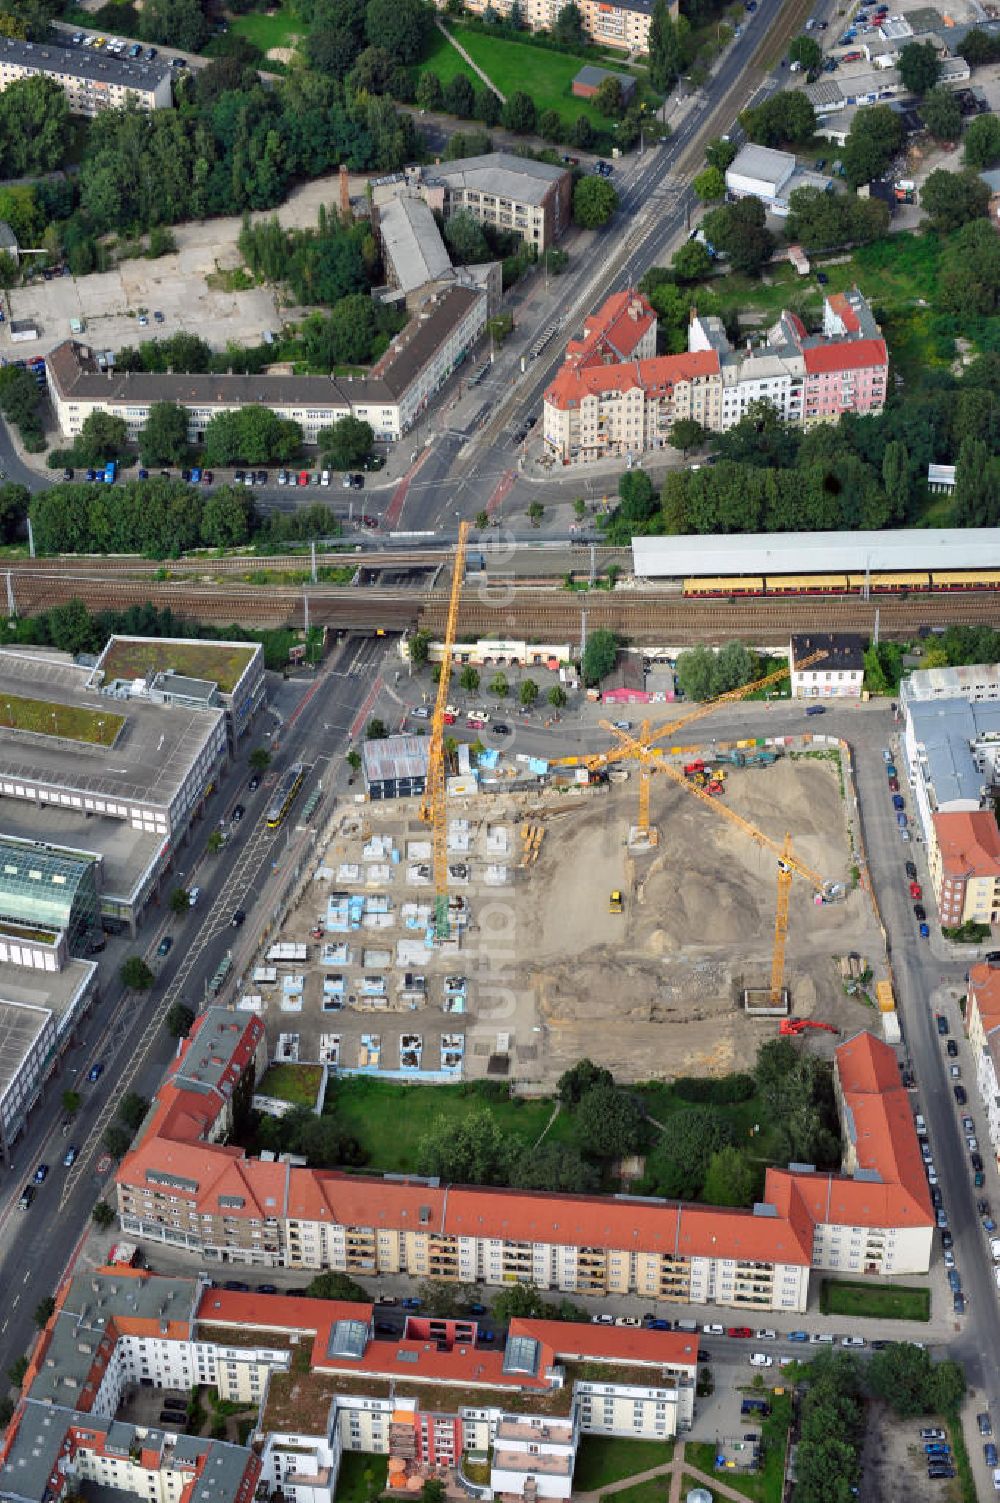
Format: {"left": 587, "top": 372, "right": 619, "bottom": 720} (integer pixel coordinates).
{"left": 683, "top": 571, "right": 1000, "bottom": 598}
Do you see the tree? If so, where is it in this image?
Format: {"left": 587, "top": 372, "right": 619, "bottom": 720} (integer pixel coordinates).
{"left": 953, "top": 437, "right": 995, "bottom": 526}
{"left": 489, "top": 671, "right": 509, "bottom": 697}
{"left": 366, "top": 717, "right": 388, "bottom": 739}
{"left": 702, "top": 1145, "right": 755, "bottom": 1206}
{"left": 140, "top": 0, "right": 210, "bottom": 50}
{"left": 92, "top": 1200, "right": 116, "bottom": 1229}
{"left": 207, "top": 829, "right": 225, "bottom": 854}
{"left": 537, "top": 108, "right": 564, "bottom": 142}
{"left": 921, "top": 167, "right": 990, "bottom": 230}
{"left": 307, "top": 1270, "right": 368, "bottom": 1300}
{"left": 407, "top": 631, "right": 431, "bottom": 667}
{"left": 570, "top": 113, "right": 594, "bottom": 150}
{"left": 249, "top": 746, "right": 272, "bottom": 771}
{"left": 166, "top": 1002, "right": 196, "bottom": 1037}
{"left": 713, "top": 639, "right": 756, "bottom": 692}
{"left": 582, "top": 628, "right": 618, "bottom": 686}
{"left": 574, "top": 1082, "right": 646, "bottom": 1159}
{"left": 527, "top": 500, "right": 544, "bottom": 527}
{"left": 868, "top": 1343, "right": 941, "bottom": 1416}
{"left": 318, "top": 416, "right": 374, "bottom": 470}
{"left": 706, "top": 136, "right": 738, "bottom": 172}
{"left": 672, "top": 239, "right": 712, "bottom": 281}
{"left": 548, "top": 684, "right": 567, "bottom": 708}
{"left": 416, "top": 1279, "right": 481, "bottom": 1317}
{"left": 964, "top": 112, "right": 1000, "bottom": 169}
{"left": 558, "top": 1058, "right": 613, "bottom": 1105}
{"left": 692, "top": 166, "right": 726, "bottom": 201}
{"left": 648, "top": 0, "right": 685, "bottom": 92}
{"left": 703, "top": 196, "right": 774, "bottom": 275}
{"left": 939, "top": 218, "right": 1000, "bottom": 315}
{"left": 618, "top": 468, "right": 657, "bottom": 523}
{"left": 519, "top": 678, "right": 538, "bottom": 706}
{"left": 120, "top": 956, "right": 154, "bottom": 991}
{"left": 553, "top": 1, "right": 584, "bottom": 44}
{"left": 921, "top": 84, "right": 962, "bottom": 143}
{"left": 670, "top": 418, "right": 705, "bottom": 456}
{"left": 0, "top": 481, "right": 27, "bottom": 544}
{"left": 594, "top": 76, "right": 624, "bottom": 117}
{"left": 75, "top": 411, "right": 128, "bottom": 466}
{"left": 8, "top": 1356, "right": 28, "bottom": 1387}
{"left": 33, "top": 1295, "right": 56, "bottom": 1328}
{"left": 416, "top": 71, "right": 443, "bottom": 111}
{"left": 492, "top": 1281, "right": 546, "bottom": 1322}
{"left": 510, "top": 1141, "right": 599, "bottom": 1193}
{"left": 476, "top": 87, "right": 501, "bottom": 126}
{"left": 843, "top": 105, "right": 904, "bottom": 188}
{"left": 502, "top": 90, "right": 536, "bottom": 134}
{"left": 643, "top": 1107, "right": 737, "bottom": 1198}
{"left": 740, "top": 91, "right": 815, "bottom": 147}
{"left": 104, "top": 1122, "right": 133, "bottom": 1160}
{"left": 139, "top": 401, "right": 189, "bottom": 466}
{"left": 416, "top": 1107, "right": 513, "bottom": 1184}
{"left": 475, "top": 509, "right": 489, "bottom": 530}
{"left": 169, "top": 887, "right": 191, "bottom": 915}
{"left": 443, "top": 209, "right": 490, "bottom": 264}
{"left": 788, "top": 33, "right": 821, "bottom": 69}
{"left": 62, "top": 1089, "right": 81, "bottom": 1116}
{"left": 444, "top": 73, "right": 476, "bottom": 118}
{"left": 898, "top": 38, "right": 939, "bottom": 93}
{"left": 365, "top": 0, "right": 429, "bottom": 63}
{"left": 675, "top": 644, "right": 715, "bottom": 701}
{"left": 421, "top": 1481, "right": 446, "bottom": 1503}
{"left": 573, "top": 176, "right": 619, "bottom": 228}
{"left": 459, "top": 666, "right": 480, "bottom": 693}
{"left": 119, "top": 1092, "right": 149, "bottom": 1131}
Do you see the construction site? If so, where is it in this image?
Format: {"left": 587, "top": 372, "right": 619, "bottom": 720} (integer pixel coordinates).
{"left": 240, "top": 526, "right": 887, "bottom": 1093}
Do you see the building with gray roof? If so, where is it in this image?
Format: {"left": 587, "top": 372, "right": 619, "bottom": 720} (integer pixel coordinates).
{"left": 378, "top": 193, "right": 452, "bottom": 297}
{"left": 903, "top": 696, "right": 1000, "bottom": 843}
{"left": 420, "top": 153, "right": 572, "bottom": 252}
{"left": 632, "top": 528, "right": 1000, "bottom": 580}
{"left": 362, "top": 734, "right": 428, "bottom": 799}
{"left": 0, "top": 954, "right": 96, "bottom": 1163}
{"left": 0, "top": 34, "right": 172, "bottom": 115}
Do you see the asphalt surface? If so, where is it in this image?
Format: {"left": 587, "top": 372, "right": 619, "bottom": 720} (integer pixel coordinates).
{"left": 0, "top": 633, "right": 386, "bottom": 1392}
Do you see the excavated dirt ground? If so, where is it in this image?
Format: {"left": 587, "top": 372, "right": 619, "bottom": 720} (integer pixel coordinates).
{"left": 517, "top": 756, "right": 882, "bottom": 1083}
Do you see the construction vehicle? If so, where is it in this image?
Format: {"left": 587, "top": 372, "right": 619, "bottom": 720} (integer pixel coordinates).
{"left": 418, "top": 521, "right": 470, "bottom": 939}
{"left": 609, "top": 890, "right": 624, "bottom": 914}
{"left": 779, "top": 1019, "right": 840, "bottom": 1037}
{"left": 714, "top": 748, "right": 779, "bottom": 769}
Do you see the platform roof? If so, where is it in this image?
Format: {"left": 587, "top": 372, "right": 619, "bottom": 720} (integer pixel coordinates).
{"left": 632, "top": 528, "right": 1000, "bottom": 578}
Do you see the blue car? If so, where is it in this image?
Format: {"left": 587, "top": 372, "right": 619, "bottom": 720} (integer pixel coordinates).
{"left": 401, "top": 1297, "right": 421, "bottom": 1310}
{"left": 925, "top": 1444, "right": 950, "bottom": 1456}
{"left": 788, "top": 1330, "right": 809, "bottom": 1342}
{"left": 919, "top": 923, "right": 930, "bottom": 938}
{"left": 190, "top": 467, "right": 202, "bottom": 484}
{"left": 646, "top": 1319, "right": 671, "bottom": 1331}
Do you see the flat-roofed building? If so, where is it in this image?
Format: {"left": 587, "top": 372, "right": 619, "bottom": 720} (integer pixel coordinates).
{"left": 362, "top": 734, "right": 428, "bottom": 799}
{"left": 902, "top": 661, "right": 1000, "bottom": 707}
{"left": 967, "top": 962, "right": 1000, "bottom": 1162}
{"left": 429, "top": 0, "right": 670, "bottom": 50}
{"left": 0, "top": 35, "right": 172, "bottom": 114}
{"left": 0, "top": 954, "right": 97, "bottom": 1162}
{"left": 47, "top": 283, "right": 486, "bottom": 445}
{"left": 91, "top": 635, "right": 265, "bottom": 745}
{"left": 903, "top": 696, "right": 1000, "bottom": 843}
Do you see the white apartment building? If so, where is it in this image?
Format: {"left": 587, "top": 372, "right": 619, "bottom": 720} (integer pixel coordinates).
{"left": 903, "top": 695, "right": 1000, "bottom": 843}
{"left": 46, "top": 284, "right": 486, "bottom": 447}
{"left": 0, "top": 35, "right": 172, "bottom": 114}
{"left": 789, "top": 633, "right": 867, "bottom": 699}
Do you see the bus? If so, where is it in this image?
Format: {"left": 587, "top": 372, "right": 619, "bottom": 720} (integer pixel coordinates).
{"left": 266, "top": 763, "right": 305, "bottom": 829}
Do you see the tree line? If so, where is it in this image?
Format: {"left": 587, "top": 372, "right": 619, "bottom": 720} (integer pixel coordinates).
{"left": 28, "top": 476, "right": 343, "bottom": 557}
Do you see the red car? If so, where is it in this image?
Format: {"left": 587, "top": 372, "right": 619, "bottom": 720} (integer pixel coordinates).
{"left": 442, "top": 712, "right": 457, "bottom": 725}
{"left": 842, "top": 48, "right": 863, "bottom": 60}
{"left": 727, "top": 1326, "right": 753, "bottom": 1338}
{"left": 909, "top": 881, "right": 922, "bottom": 899}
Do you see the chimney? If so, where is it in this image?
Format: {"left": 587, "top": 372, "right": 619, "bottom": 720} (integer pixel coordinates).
{"left": 339, "top": 163, "right": 350, "bottom": 220}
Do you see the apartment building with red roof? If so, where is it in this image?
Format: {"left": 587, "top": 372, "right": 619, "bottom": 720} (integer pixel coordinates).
{"left": 116, "top": 1018, "right": 931, "bottom": 1314}
{"left": 541, "top": 285, "right": 888, "bottom": 461}
{"left": 929, "top": 809, "right": 1000, "bottom": 928}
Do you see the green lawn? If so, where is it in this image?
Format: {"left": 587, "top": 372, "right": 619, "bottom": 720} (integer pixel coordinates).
{"left": 685, "top": 1388, "right": 792, "bottom": 1503}
{"left": 231, "top": 6, "right": 306, "bottom": 53}
{"left": 573, "top": 1436, "right": 674, "bottom": 1491}
{"left": 633, "top": 1081, "right": 787, "bottom": 1191}
{"left": 819, "top": 1279, "right": 930, "bottom": 1322}
{"left": 257, "top": 1063, "right": 324, "bottom": 1108}
{"left": 324, "top": 1078, "right": 562, "bottom": 1172}
{"left": 0, "top": 693, "right": 124, "bottom": 745}
{"left": 100, "top": 638, "right": 256, "bottom": 692}
{"left": 422, "top": 25, "right": 657, "bottom": 132}
{"left": 333, "top": 1452, "right": 387, "bottom": 1503}
{"left": 601, "top": 1478, "right": 673, "bottom": 1503}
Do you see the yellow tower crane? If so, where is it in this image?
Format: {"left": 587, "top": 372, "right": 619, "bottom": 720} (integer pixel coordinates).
{"left": 652, "top": 757, "right": 840, "bottom": 1008}
{"left": 418, "top": 520, "right": 469, "bottom": 939}
{"left": 551, "top": 651, "right": 826, "bottom": 842}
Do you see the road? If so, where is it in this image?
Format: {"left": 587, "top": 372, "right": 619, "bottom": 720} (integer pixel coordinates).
{"left": 0, "top": 633, "right": 386, "bottom": 1391}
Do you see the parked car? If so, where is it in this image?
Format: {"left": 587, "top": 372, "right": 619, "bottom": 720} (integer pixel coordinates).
{"left": 914, "top": 904, "right": 926, "bottom": 921}
{"left": 986, "top": 1444, "right": 999, "bottom": 1468}
{"left": 788, "top": 1330, "right": 809, "bottom": 1341}
{"left": 920, "top": 923, "right": 930, "bottom": 938}
{"left": 947, "top": 1039, "right": 958, "bottom": 1057}
{"left": 979, "top": 1414, "right": 993, "bottom": 1437}
{"left": 936, "top": 1014, "right": 949, "bottom": 1035}
{"left": 749, "top": 1353, "right": 773, "bottom": 1367}
{"left": 157, "top": 935, "right": 173, "bottom": 956}
{"left": 805, "top": 705, "right": 826, "bottom": 715}
{"left": 955, "top": 1085, "right": 968, "bottom": 1104}
{"left": 248, "top": 774, "right": 260, "bottom": 792}
{"left": 906, "top": 860, "right": 918, "bottom": 879}
{"left": 232, "top": 804, "right": 246, "bottom": 823}
{"left": 727, "top": 1327, "right": 752, "bottom": 1338}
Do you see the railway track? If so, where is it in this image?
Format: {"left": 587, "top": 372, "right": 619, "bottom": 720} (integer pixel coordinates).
{"left": 10, "top": 567, "right": 1000, "bottom": 639}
